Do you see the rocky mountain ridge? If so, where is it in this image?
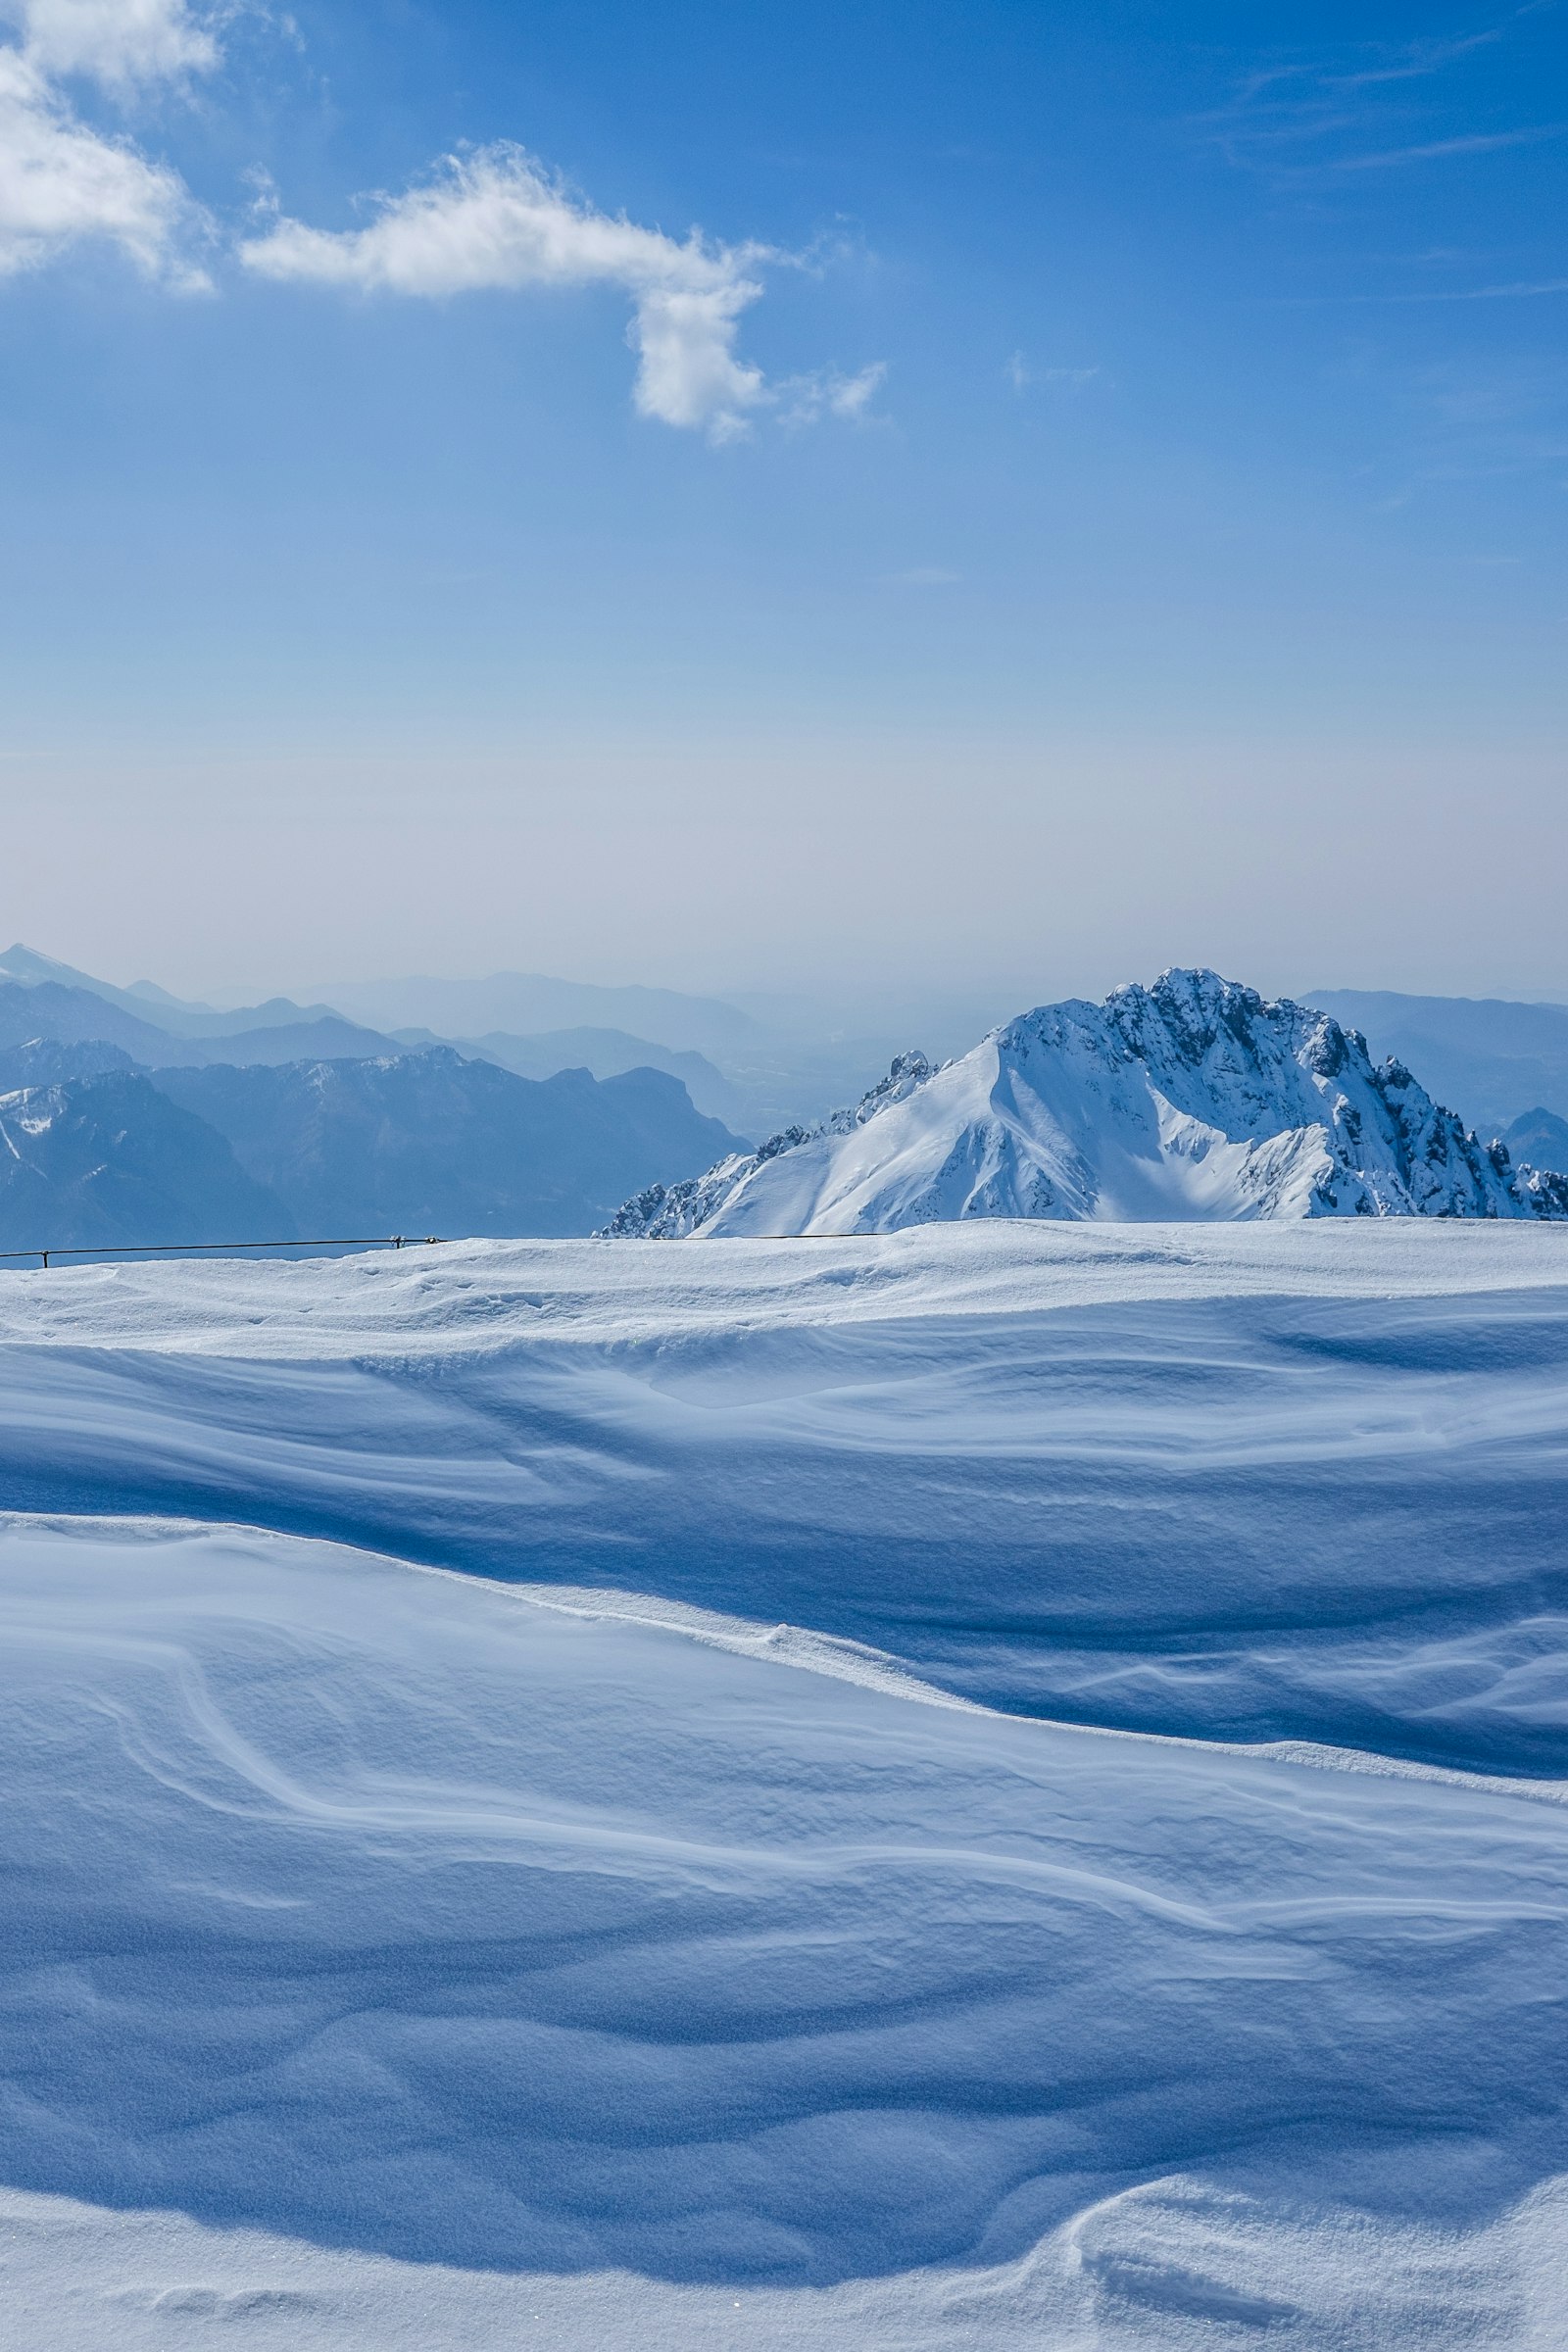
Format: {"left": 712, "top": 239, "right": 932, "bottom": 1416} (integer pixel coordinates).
{"left": 604, "top": 970, "right": 1568, "bottom": 1235}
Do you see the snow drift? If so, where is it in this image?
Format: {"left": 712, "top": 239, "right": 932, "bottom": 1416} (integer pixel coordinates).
{"left": 4, "top": 1510, "right": 1568, "bottom": 2343}
{"left": 5, "top": 1224, "right": 1568, "bottom": 1775}
{"left": 5, "top": 1225, "right": 1568, "bottom": 2344}
{"left": 604, "top": 968, "right": 1568, "bottom": 1235}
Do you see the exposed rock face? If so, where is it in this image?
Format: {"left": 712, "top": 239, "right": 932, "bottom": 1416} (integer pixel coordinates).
{"left": 603, "top": 970, "right": 1568, "bottom": 1236}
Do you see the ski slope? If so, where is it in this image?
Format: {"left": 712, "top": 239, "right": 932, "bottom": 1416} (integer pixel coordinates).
{"left": 3, "top": 1224, "right": 1568, "bottom": 2344}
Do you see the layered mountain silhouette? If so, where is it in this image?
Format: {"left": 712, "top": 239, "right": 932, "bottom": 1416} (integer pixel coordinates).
{"left": 0, "top": 946, "right": 751, "bottom": 1250}
{"left": 0, "top": 978, "right": 399, "bottom": 1068}
{"left": 154, "top": 1051, "right": 740, "bottom": 1240}
{"left": 0, "top": 1049, "right": 744, "bottom": 1253}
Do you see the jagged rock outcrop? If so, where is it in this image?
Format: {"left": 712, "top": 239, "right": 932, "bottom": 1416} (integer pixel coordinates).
{"left": 602, "top": 970, "right": 1568, "bottom": 1236}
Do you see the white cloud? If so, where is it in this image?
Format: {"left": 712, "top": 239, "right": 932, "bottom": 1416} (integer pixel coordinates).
{"left": 779, "top": 360, "right": 886, "bottom": 427}
{"left": 0, "top": 0, "right": 214, "bottom": 281}
{"left": 241, "top": 143, "right": 871, "bottom": 440}
{"left": 1006, "top": 354, "right": 1101, "bottom": 394}
{"left": 626, "top": 278, "right": 763, "bottom": 436}
{"left": 0, "top": 25, "right": 874, "bottom": 432}
{"left": 7, "top": 0, "right": 217, "bottom": 88}
{"left": 0, "top": 44, "right": 204, "bottom": 278}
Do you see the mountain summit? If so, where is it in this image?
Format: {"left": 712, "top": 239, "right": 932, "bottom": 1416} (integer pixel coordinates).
{"left": 603, "top": 969, "right": 1568, "bottom": 1235}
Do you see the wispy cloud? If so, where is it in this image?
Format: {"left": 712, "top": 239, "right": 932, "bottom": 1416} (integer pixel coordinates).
{"left": 1007, "top": 353, "right": 1100, "bottom": 393}
{"left": 1335, "top": 122, "right": 1565, "bottom": 170}
{"left": 1330, "top": 28, "right": 1509, "bottom": 90}
{"left": 1426, "top": 275, "right": 1568, "bottom": 298}
{"left": 242, "top": 144, "right": 878, "bottom": 441}
{"left": 1299, "top": 275, "right": 1568, "bottom": 304}
{"left": 0, "top": 0, "right": 214, "bottom": 283}
{"left": 1202, "top": 11, "right": 1562, "bottom": 186}
{"left": 779, "top": 361, "right": 886, "bottom": 426}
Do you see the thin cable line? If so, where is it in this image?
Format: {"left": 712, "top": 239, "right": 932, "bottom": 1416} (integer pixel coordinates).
{"left": 0, "top": 1236, "right": 448, "bottom": 1268}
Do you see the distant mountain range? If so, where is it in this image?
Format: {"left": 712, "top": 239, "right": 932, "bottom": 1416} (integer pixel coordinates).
{"left": 392, "top": 1025, "right": 743, "bottom": 1123}
{"left": 0, "top": 945, "right": 394, "bottom": 1046}
{"left": 606, "top": 970, "right": 1568, "bottom": 1236}
{"left": 0, "top": 1050, "right": 741, "bottom": 1252}
{"left": 8, "top": 945, "right": 1568, "bottom": 1253}
{"left": 304, "top": 969, "right": 762, "bottom": 1058}
{"left": 0, "top": 977, "right": 401, "bottom": 1069}
{"left": 1503, "top": 1105, "right": 1568, "bottom": 1170}
{"left": 1307, "top": 988, "right": 1568, "bottom": 1133}
{"left": 0, "top": 946, "right": 747, "bottom": 1252}
{"left": 0, "top": 1073, "right": 286, "bottom": 1250}
{"left": 154, "top": 1052, "right": 739, "bottom": 1240}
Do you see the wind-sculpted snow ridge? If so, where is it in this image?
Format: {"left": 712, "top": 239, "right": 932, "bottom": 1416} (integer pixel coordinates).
{"left": 602, "top": 968, "right": 1568, "bottom": 1234}
{"left": 3, "top": 1516, "right": 1568, "bottom": 2347}
{"left": 6, "top": 1229, "right": 1568, "bottom": 2344}
{"left": 5, "top": 1225, "right": 1568, "bottom": 1775}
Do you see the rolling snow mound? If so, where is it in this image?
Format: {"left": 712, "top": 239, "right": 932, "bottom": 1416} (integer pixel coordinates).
{"left": 5, "top": 1229, "right": 1568, "bottom": 2343}
{"left": 604, "top": 968, "right": 1568, "bottom": 1235}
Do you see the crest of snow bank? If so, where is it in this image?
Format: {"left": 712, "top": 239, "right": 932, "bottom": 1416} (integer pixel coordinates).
{"left": 604, "top": 969, "right": 1568, "bottom": 1235}
{"left": 7, "top": 2171, "right": 1568, "bottom": 2349}
{"left": 6, "top": 1514, "right": 1568, "bottom": 2318}
{"left": 3, "top": 1219, "right": 1566, "bottom": 1358}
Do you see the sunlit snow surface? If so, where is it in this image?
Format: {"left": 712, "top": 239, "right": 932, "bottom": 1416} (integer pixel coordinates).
{"left": 3, "top": 1224, "right": 1568, "bottom": 2344}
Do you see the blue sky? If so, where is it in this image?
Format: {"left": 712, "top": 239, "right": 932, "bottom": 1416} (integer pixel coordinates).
{"left": 1, "top": 0, "right": 1565, "bottom": 1004}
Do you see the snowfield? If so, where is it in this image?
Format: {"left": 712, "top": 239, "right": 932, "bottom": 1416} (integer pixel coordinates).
{"left": 3, "top": 1223, "right": 1568, "bottom": 2345}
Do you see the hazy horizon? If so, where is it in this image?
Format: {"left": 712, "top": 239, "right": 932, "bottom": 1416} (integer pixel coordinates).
{"left": 9, "top": 721, "right": 1568, "bottom": 1014}
{"left": 8, "top": 933, "right": 1568, "bottom": 1057}
{"left": 4, "top": 0, "right": 1564, "bottom": 1006}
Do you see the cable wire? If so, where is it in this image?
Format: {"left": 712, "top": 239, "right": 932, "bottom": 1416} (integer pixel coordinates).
{"left": 0, "top": 1236, "right": 448, "bottom": 1268}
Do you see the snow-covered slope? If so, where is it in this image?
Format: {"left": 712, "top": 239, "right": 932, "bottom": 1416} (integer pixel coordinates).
{"left": 5, "top": 1224, "right": 1568, "bottom": 1775}
{"left": 4, "top": 1513, "right": 1568, "bottom": 2346}
{"left": 0, "top": 1071, "right": 292, "bottom": 1248}
{"left": 605, "top": 969, "right": 1568, "bottom": 1235}
{"left": 5, "top": 1226, "right": 1568, "bottom": 2345}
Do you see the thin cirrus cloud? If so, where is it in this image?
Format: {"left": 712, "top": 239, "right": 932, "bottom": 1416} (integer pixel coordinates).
{"left": 1006, "top": 353, "right": 1100, "bottom": 392}
{"left": 1334, "top": 122, "right": 1566, "bottom": 171}
{"left": 240, "top": 143, "right": 880, "bottom": 440}
{"left": 0, "top": 0, "right": 212, "bottom": 283}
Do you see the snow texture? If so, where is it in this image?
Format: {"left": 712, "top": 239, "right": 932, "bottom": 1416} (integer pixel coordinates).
{"left": 603, "top": 968, "right": 1568, "bottom": 1234}
{"left": 3, "top": 1223, "right": 1568, "bottom": 2343}
{"left": 5, "top": 1224, "right": 1568, "bottom": 1771}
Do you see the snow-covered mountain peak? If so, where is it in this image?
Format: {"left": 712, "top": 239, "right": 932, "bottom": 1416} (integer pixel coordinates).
{"left": 604, "top": 968, "right": 1568, "bottom": 1236}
